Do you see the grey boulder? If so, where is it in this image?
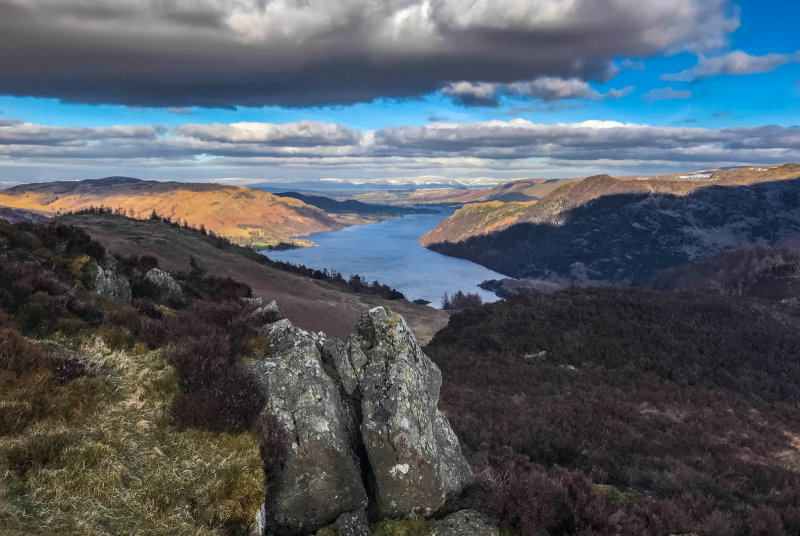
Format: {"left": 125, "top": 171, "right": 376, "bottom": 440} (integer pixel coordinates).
{"left": 245, "top": 297, "right": 283, "bottom": 321}
{"left": 144, "top": 267, "right": 183, "bottom": 304}
{"left": 355, "top": 307, "right": 473, "bottom": 518}
{"left": 246, "top": 306, "right": 473, "bottom": 534}
{"left": 331, "top": 509, "right": 370, "bottom": 536}
{"left": 244, "top": 320, "right": 367, "bottom": 534}
{"left": 91, "top": 251, "right": 131, "bottom": 305}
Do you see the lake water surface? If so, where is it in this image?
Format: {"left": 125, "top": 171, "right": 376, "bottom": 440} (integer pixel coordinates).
{"left": 262, "top": 210, "right": 506, "bottom": 307}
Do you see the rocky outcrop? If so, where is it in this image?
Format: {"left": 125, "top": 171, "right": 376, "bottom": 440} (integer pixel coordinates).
{"left": 246, "top": 297, "right": 283, "bottom": 322}
{"left": 144, "top": 267, "right": 183, "bottom": 304}
{"left": 354, "top": 307, "right": 473, "bottom": 517}
{"left": 432, "top": 510, "right": 498, "bottom": 536}
{"left": 244, "top": 320, "right": 367, "bottom": 534}
{"left": 91, "top": 251, "right": 131, "bottom": 305}
{"left": 245, "top": 306, "right": 472, "bottom": 535}
{"left": 330, "top": 509, "right": 370, "bottom": 536}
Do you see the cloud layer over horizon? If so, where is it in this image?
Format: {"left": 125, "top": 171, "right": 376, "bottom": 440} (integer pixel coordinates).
{"left": 2, "top": 117, "right": 799, "bottom": 184}
{"left": 0, "top": 0, "right": 737, "bottom": 107}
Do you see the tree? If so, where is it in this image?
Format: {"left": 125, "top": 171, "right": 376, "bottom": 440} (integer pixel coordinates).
{"left": 443, "top": 290, "right": 482, "bottom": 310}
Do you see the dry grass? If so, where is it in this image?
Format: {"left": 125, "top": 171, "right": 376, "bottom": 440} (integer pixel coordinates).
{"left": 0, "top": 334, "right": 264, "bottom": 536}
{"left": 777, "top": 433, "right": 800, "bottom": 474}
{"left": 57, "top": 213, "right": 449, "bottom": 342}
{"left": 0, "top": 180, "right": 343, "bottom": 245}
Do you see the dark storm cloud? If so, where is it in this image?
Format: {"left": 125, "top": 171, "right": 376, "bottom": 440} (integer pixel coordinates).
{"left": 0, "top": 0, "right": 737, "bottom": 107}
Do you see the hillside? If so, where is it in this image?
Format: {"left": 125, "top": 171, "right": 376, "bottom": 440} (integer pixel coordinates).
{"left": 271, "top": 191, "right": 437, "bottom": 217}
{"left": 426, "top": 165, "right": 800, "bottom": 281}
{"left": 420, "top": 200, "right": 538, "bottom": 245}
{"left": 0, "top": 217, "right": 474, "bottom": 536}
{"left": 427, "top": 285, "right": 800, "bottom": 535}
{"left": 351, "top": 178, "right": 574, "bottom": 207}
{"left": 0, "top": 177, "right": 345, "bottom": 246}
{"left": 0, "top": 206, "right": 48, "bottom": 224}
{"left": 420, "top": 164, "right": 800, "bottom": 246}
{"left": 0, "top": 219, "right": 270, "bottom": 534}
{"left": 476, "top": 177, "right": 582, "bottom": 202}
{"left": 56, "top": 212, "right": 448, "bottom": 343}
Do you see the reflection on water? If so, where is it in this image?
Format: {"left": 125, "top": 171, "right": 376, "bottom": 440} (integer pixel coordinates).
{"left": 262, "top": 210, "right": 506, "bottom": 307}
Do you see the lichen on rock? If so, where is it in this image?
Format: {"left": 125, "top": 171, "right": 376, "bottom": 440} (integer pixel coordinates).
{"left": 90, "top": 250, "right": 131, "bottom": 305}
{"left": 354, "top": 307, "right": 473, "bottom": 518}
{"left": 144, "top": 267, "right": 183, "bottom": 304}
{"left": 246, "top": 306, "right": 473, "bottom": 535}
{"left": 244, "top": 319, "right": 367, "bottom": 535}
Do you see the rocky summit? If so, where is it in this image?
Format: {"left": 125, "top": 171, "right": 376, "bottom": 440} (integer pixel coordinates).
{"left": 244, "top": 306, "right": 473, "bottom": 535}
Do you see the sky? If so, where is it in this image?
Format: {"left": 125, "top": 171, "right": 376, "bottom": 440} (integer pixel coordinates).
{"left": 0, "top": 0, "right": 798, "bottom": 186}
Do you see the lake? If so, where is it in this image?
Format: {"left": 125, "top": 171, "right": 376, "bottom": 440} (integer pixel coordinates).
{"left": 262, "top": 210, "right": 507, "bottom": 307}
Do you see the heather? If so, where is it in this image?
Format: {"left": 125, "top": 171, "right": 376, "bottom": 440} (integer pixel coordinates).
{"left": 6, "top": 217, "right": 800, "bottom": 535}
{"left": 427, "top": 286, "right": 800, "bottom": 535}
{"left": 0, "top": 220, "right": 265, "bottom": 534}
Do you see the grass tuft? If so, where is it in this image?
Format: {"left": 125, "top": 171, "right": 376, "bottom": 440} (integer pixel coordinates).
{"left": 0, "top": 334, "right": 264, "bottom": 535}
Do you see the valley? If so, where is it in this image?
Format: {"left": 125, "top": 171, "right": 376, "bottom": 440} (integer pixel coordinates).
{"left": 56, "top": 212, "right": 449, "bottom": 343}
{"left": 4, "top": 165, "right": 800, "bottom": 535}
{"left": 263, "top": 210, "right": 505, "bottom": 306}
{"left": 5, "top": 3, "right": 800, "bottom": 535}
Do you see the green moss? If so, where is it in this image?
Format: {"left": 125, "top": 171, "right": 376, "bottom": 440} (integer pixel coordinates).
{"left": 596, "top": 484, "right": 642, "bottom": 509}
{"left": 315, "top": 525, "right": 337, "bottom": 536}
{"left": 371, "top": 518, "right": 432, "bottom": 536}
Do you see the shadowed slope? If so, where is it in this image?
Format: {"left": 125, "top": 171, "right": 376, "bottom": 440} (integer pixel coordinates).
{"left": 427, "top": 174, "right": 800, "bottom": 282}
{"left": 420, "top": 164, "right": 800, "bottom": 247}
{"left": 427, "top": 286, "right": 800, "bottom": 534}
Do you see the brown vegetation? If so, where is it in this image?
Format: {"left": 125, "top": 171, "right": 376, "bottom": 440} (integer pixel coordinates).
{"left": 56, "top": 212, "right": 448, "bottom": 343}
{"left": 427, "top": 285, "right": 800, "bottom": 535}
{"left": 0, "top": 220, "right": 264, "bottom": 534}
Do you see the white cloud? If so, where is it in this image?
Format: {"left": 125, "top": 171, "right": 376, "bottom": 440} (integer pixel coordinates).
{"left": 509, "top": 77, "right": 633, "bottom": 101}
{"left": 663, "top": 50, "right": 800, "bottom": 82}
{"left": 3, "top": 118, "right": 800, "bottom": 182}
{"left": 442, "top": 82, "right": 502, "bottom": 107}
{"left": 174, "top": 121, "right": 362, "bottom": 146}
